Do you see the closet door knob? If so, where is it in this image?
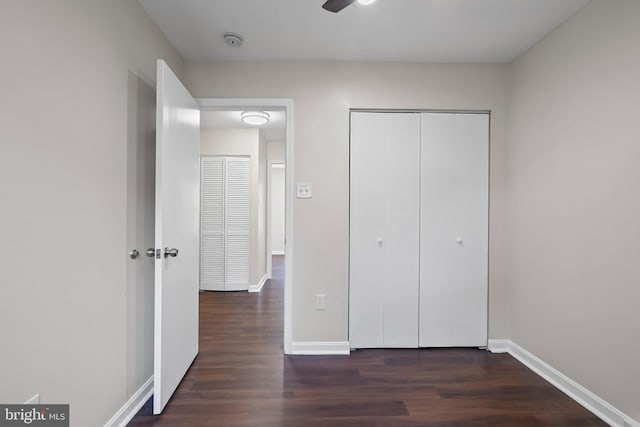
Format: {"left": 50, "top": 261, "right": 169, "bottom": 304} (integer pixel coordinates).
{"left": 377, "top": 237, "right": 383, "bottom": 245}
{"left": 456, "top": 237, "right": 464, "bottom": 245}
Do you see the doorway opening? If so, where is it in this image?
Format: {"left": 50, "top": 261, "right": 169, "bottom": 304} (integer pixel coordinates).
{"left": 146, "top": 62, "right": 295, "bottom": 416}
{"left": 197, "top": 98, "right": 294, "bottom": 354}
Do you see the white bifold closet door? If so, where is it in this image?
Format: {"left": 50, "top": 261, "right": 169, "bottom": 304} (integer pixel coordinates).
{"left": 350, "top": 111, "right": 488, "bottom": 349}
{"left": 419, "top": 113, "right": 489, "bottom": 347}
{"left": 349, "top": 112, "right": 421, "bottom": 348}
{"left": 200, "top": 156, "right": 250, "bottom": 291}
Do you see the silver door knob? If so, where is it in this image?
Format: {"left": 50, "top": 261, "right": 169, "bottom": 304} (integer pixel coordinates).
{"left": 164, "top": 247, "right": 179, "bottom": 258}
{"left": 146, "top": 248, "right": 156, "bottom": 258}
{"left": 129, "top": 249, "right": 139, "bottom": 259}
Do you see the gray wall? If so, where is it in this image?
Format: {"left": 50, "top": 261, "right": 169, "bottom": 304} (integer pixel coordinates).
{"left": 184, "top": 61, "right": 510, "bottom": 342}
{"left": 267, "top": 141, "right": 286, "bottom": 163}
{"left": 0, "top": 1, "right": 182, "bottom": 425}
{"left": 507, "top": 0, "right": 640, "bottom": 419}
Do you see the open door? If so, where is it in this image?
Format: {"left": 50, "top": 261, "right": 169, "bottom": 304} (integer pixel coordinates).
{"left": 153, "top": 60, "right": 200, "bottom": 414}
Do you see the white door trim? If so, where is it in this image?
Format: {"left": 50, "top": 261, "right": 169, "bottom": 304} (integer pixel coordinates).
{"left": 197, "top": 98, "right": 294, "bottom": 354}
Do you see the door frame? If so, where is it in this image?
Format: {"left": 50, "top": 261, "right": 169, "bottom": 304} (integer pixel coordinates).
{"left": 198, "top": 98, "right": 294, "bottom": 354}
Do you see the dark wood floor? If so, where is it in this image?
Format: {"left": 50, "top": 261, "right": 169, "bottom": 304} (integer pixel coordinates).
{"left": 129, "top": 256, "right": 605, "bottom": 426}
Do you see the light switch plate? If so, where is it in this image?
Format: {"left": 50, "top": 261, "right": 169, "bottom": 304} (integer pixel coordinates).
{"left": 315, "top": 294, "right": 327, "bottom": 310}
{"left": 297, "top": 183, "right": 312, "bottom": 199}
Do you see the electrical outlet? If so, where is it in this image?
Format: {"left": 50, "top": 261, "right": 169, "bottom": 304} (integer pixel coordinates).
{"left": 315, "top": 294, "right": 327, "bottom": 310}
{"left": 296, "top": 183, "right": 312, "bottom": 199}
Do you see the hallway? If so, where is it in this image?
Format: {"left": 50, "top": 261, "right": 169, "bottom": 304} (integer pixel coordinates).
{"left": 129, "top": 255, "right": 604, "bottom": 426}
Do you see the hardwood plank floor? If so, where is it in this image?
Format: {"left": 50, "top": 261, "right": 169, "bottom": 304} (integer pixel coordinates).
{"left": 129, "top": 256, "right": 606, "bottom": 426}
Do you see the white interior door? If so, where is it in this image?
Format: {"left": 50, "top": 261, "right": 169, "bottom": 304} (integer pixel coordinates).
{"left": 419, "top": 113, "right": 489, "bottom": 347}
{"left": 154, "top": 60, "right": 200, "bottom": 414}
{"left": 350, "top": 112, "right": 420, "bottom": 348}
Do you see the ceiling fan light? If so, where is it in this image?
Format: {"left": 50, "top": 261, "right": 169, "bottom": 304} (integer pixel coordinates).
{"left": 357, "top": 0, "right": 376, "bottom": 5}
{"left": 241, "top": 111, "right": 270, "bottom": 126}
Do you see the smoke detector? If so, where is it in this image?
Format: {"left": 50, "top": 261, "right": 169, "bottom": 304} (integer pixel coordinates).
{"left": 223, "top": 32, "right": 243, "bottom": 47}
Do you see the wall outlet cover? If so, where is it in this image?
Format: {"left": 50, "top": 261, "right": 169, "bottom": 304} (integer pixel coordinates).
{"left": 297, "top": 183, "right": 312, "bottom": 199}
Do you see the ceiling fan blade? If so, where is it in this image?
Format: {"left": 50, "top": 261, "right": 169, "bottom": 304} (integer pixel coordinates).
{"left": 322, "top": 0, "right": 357, "bottom": 13}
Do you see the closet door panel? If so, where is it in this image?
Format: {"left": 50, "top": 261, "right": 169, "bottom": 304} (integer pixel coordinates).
{"left": 382, "top": 114, "right": 420, "bottom": 347}
{"left": 200, "top": 157, "right": 225, "bottom": 291}
{"left": 419, "top": 113, "right": 488, "bottom": 347}
{"left": 349, "top": 112, "right": 386, "bottom": 348}
{"left": 419, "top": 114, "right": 457, "bottom": 346}
{"left": 225, "top": 157, "right": 251, "bottom": 291}
{"left": 224, "top": 235, "right": 250, "bottom": 291}
{"left": 451, "top": 114, "right": 489, "bottom": 346}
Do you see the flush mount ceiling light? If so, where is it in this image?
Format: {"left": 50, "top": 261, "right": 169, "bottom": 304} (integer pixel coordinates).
{"left": 357, "top": 0, "right": 376, "bottom": 5}
{"left": 241, "top": 111, "right": 270, "bottom": 126}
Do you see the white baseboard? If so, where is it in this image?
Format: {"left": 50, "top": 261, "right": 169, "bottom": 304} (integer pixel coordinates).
{"left": 24, "top": 394, "right": 40, "bottom": 404}
{"left": 271, "top": 251, "right": 285, "bottom": 256}
{"left": 488, "top": 339, "right": 639, "bottom": 427}
{"left": 249, "top": 274, "right": 268, "bottom": 293}
{"left": 290, "top": 341, "right": 350, "bottom": 355}
{"left": 104, "top": 376, "right": 153, "bottom": 427}
{"left": 487, "top": 338, "right": 510, "bottom": 353}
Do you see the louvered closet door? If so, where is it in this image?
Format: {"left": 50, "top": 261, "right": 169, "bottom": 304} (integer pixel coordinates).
{"left": 200, "top": 157, "right": 225, "bottom": 291}
{"left": 419, "top": 113, "right": 489, "bottom": 347}
{"left": 224, "top": 157, "right": 250, "bottom": 291}
{"left": 200, "top": 156, "right": 250, "bottom": 291}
